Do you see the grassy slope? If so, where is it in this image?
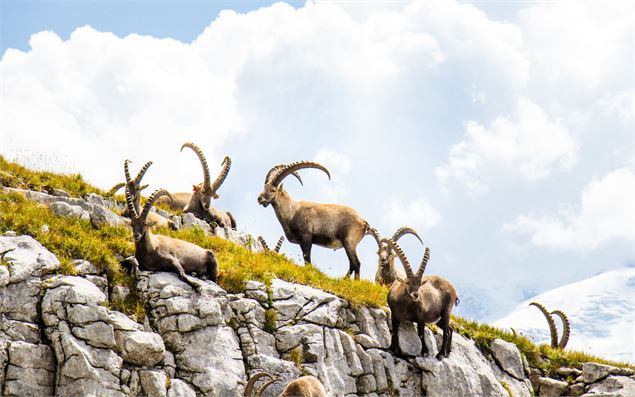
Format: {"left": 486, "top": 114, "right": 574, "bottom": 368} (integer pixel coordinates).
{"left": 0, "top": 155, "right": 632, "bottom": 375}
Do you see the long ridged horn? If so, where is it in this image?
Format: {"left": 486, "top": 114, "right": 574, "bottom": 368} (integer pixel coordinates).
{"left": 385, "top": 239, "right": 414, "bottom": 279}
{"left": 258, "top": 236, "right": 270, "bottom": 252}
{"left": 108, "top": 182, "right": 125, "bottom": 195}
{"left": 274, "top": 236, "right": 285, "bottom": 253}
{"left": 392, "top": 226, "right": 423, "bottom": 245}
{"left": 181, "top": 142, "right": 210, "bottom": 191}
{"left": 367, "top": 227, "right": 383, "bottom": 248}
{"left": 551, "top": 310, "right": 570, "bottom": 349}
{"left": 255, "top": 377, "right": 280, "bottom": 397}
{"left": 134, "top": 161, "right": 153, "bottom": 186}
{"left": 244, "top": 372, "right": 272, "bottom": 397}
{"left": 140, "top": 189, "right": 172, "bottom": 221}
{"left": 124, "top": 159, "right": 132, "bottom": 184}
{"left": 415, "top": 247, "right": 430, "bottom": 277}
{"left": 270, "top": 161, "right": 330, "bottom": 187}
{"left": 529, "top": 302, "right": 558, "bottom": 348}
{"left": 264, "top": 164, "right": 304, "bottom": 186}
{"left": 210, "top": 156, "right": 231, "bottom": 194}
{"left": 124, "top": 185, "right": 138, "bottom": 218}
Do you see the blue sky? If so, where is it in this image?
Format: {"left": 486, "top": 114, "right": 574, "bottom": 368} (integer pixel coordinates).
{"left": 1, "top": 0, "right": 633, "bottom": 321}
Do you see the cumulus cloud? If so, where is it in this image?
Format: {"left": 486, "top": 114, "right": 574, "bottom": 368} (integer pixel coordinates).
{"left": 384, "top": 198, "right": 441, "bottom": 231}
{"left": 597, "top": 90, "right": 634, "bottom": 124}
{"left": 313, "top": 148, "right": 351, "bottom": 202}
{"left": 504, "top": 167, "right": 635, "bottom": 251}
{"left": 436, "top": 97, "right": 578, "bottom": 195}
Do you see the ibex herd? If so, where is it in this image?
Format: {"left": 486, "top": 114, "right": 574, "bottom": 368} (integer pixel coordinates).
{"left": 106, "top": 140, "right": 557, "bottom": 394}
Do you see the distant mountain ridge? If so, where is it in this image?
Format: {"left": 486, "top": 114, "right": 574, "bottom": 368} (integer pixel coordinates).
{"left": 494, "top": 266, "right": 635, "bottom": 363}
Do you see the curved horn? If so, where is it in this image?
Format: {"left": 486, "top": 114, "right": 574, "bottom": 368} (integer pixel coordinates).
{"left": 551, "top": 310, "right": 570, "bottom": 349}
{"left": 210, "top": 156, "right": 231, "bottom": 194}
{"left": 274, "top": 236, "right": 285, "bottom": 253}
{"left": 108, "top": 182, "right": 125, "bottom": 195}
{"left": 258, "top": 236, "right": 270, "bottom": 252}
{"left": 134, "top": 161, "right": 153, "bottom": 186}
{"left": 392, "top": 226, "right": 423, "bottom": 245}
{"left": 270, "top": 161, "right": 330, "bottom": 187}
{"left": 415, "top": 247, "right": 430, "bottom": 277}
{"left": 367, "top": 227, "right": 383, "bottom": 248}
{"left": 124, "top": 160, "right": 132, "bottom": 183}
{"left": 124, "top": 185, "right": 138, "bottom": 218}
{"left": 181, "top": 142, "right": 210, "bottom": 191}
{"left": 140, "top": 189, "right": 172, "bottom": 221}
{"left": 529, "top": 302, "right": 558, "bottom": 348}
{"left": 255, "top": 377, "right": 281, "bottom": 397}
{"left": 244, "top": 372, "right": 272, "bottom": 397}
{"left": 265, "top": 164, "right": 303, "bottom": 186}
{"left": 385, "top": 239, "right": 414, "bottom": 279}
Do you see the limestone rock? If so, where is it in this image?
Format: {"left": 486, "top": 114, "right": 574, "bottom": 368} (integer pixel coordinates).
{"left": 584, "top": 375, "right": 635, "bottom": 396}
{"left": 168, "top": 379, "right": 197, "bottom": 397}
{"left": 490, "top": 338, "right": 524, "bottom": 379}
{"left": 115, "top": 330, "right": 165, "bottom": 366}
{"left": 582, "top": 362, "right": 624, "bottom": 383}
{"left": 91, "top": 204, "right": 128, "bottom": 228}
{"left": 539, "top": 377, "right": 568, "bottom": 396}
{"left": 140, "top": 370, "right": 168, "bottom": 397}
{"left": 49, "top": 201, "right": 90, "bottom": 220}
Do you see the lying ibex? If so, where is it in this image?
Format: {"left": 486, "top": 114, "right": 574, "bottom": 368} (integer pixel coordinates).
{"left": 126, "top": 187, "right": 218, "bottom": 289}
{"left": 529, "top": 302, "right": 570, "bottom": 349}
{"left": 369, "top": 226, "right": 423, "bottom": 285}
{"left": 244, "top": 372, "right": 326, "bottom": 397}
{"left": 180, "top": 142, "right": 236, "bottom": 229}
{"left": 257, "top": 161, "right": 371, "bottom": 279}
{"left": 386, "top": 239, "right": 459, "bottom": 360}
{"left": 111, "top": 160, "right": 176, "bottom": 230}
{"left": 258, "top": 236, "right": 285, "bottom": 253}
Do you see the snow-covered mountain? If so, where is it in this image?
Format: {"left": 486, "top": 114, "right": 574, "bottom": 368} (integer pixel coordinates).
{"left": 494, "top": 266, "right": 635, "bottom": 363}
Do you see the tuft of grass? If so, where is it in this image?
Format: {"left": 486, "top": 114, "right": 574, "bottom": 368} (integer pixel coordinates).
{"left": 0, "top": 155, "right": 104, "bottom": 197}
{"left": 452, "top": 316, "right": 634, "bottom": 376}
{"left": 156, "top": 226, "right": 390, "bottom": 307}
{"left": 0, "top": 191, "right": 133, "bottom": 284}
{"left": 499, "top": 380, "right": 513, "bottom": 397}
{"left": 264, "top": 308, "right": 278, "bottom": 334}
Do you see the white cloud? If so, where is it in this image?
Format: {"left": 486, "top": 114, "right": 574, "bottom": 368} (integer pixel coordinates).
{"left": 312, "top": 148, "right": 351, "bottom": 203}
{"left": 504, "top": 167, "right": 635, "bottom": 251}
{"left": 436, "top": 97, "right": 578, "bottom": 194}
{"left": 597, "top": 90, "right": 634, "bottom": 124}
{"left": 384, "top": 198, "right": 441, "bottom": 231}
{"left": 519, "top": 0, "right": 633, "bottom": 91}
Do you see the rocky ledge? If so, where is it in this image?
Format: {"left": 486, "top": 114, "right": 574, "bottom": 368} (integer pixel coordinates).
{"left": 0, "top": 234, "right": 633, "bottom": 396}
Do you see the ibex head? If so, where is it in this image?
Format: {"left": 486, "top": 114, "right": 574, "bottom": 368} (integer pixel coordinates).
{"left": 258, "top": 161, "right": 328, "bottom": 207}
{"left": 181, "top": 142, "right": 230, "bottom": 211}
{"left": 372, "top": 227, "right": 423, "bottom": 269}
{"left": 386, "top": 238, "right": 430, "bottom": 301}
{"left": 126, "top": 187, "right": 172, "bottom": 241}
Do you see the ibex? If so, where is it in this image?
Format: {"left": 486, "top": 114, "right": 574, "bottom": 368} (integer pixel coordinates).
{"left": 257, "top": 161, "right": 371, "bottom": 279}
{"left": 179, "top": 142, "right": 236, "bottom": 229}
{"left": 386, "top": 239, "right": 459, "bottom": 360}
{"left": 244, "top": 372, "right": 326, "bottom": 397}
{"left": 369, "top": 226, "right": 423, "bottom": 285}
{"left": 529, "top": 302, "right": 570, "bottom": 349}
{"left": 110, "top": 160, "right": 176, "bottom": 230}
{"left": 125, "top": 187, "right": 218, "bottom": 289}
{"left": 258, "top": 236, "right": 285, "bottom": 253}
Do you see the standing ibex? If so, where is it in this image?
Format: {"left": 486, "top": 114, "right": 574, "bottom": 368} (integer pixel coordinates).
{"left": 179, "top": 142, "right": 236, "bottom": 229}
{"left": 111, "top": 160, "right": 176, "bottom": 230}
{"left": 258, "top": 236, "right": 285, "bottom": 253}
{"left": 529, "top": 302, "right": 570, "bottom": 349}
{"left": 125, "top": 187, "right": 218, "bottom": 289}
{"left": 244, "top": 372, "right": 326, "bottom": 397}
{"left": 257, "top": 161, "right": 371, "bottom": 279}
{"left": 369, "top": 226, "right": 423, "bottom": 285}
{"left": 386, "top": 239, "right": 459, "bottom": 360}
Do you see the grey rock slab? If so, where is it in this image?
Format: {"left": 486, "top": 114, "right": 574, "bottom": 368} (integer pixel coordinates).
{"left": 0, "top": 235, "right": 60, "bottom": 284}
{"left": 583, "top": 375, "right": 635, "bottom": 396}
{"left": 115, "top": 330, "right": 165, "bottom": 366}
{"left": 49, "top": 201, "right": 90, "bottom": 220}
{"left": 539, "top": 377, "right": 568, "bottom": 396}
{"left": 490, "top": 338, "right": 524, "bottom": 379}
{"left": 168, "top": 379, "right": 197, "bottom": 397}
{"left": 72, "top": 321, "right": 116, "bottom": 348}
{"left": 397, "top": 321, "right": 423, "bottom": 356}
{"left": 247, "top": 354, "right": 301, "bottom": 397}
{"left": 90, "top": 204, "right": 128, "bottom": 228}
{"left": 582, "top": 362, "right": 624, "bottom": 383}
{"left": 140, "top": 370, "right": 168, "bottom": 397}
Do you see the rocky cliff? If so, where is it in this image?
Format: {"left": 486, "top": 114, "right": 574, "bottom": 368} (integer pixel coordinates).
{"left": 0, "top": 186, "right": 634, "bottom": 396}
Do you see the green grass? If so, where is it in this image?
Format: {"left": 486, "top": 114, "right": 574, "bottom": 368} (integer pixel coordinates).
{"left": 2, "top": 157, "right": 633, "bottom": 375}
{"left": 452, "top": 316, "right": 634, "bottom": 376}
{"left": 0, "top": 155, "right": 105, "bottom": 197}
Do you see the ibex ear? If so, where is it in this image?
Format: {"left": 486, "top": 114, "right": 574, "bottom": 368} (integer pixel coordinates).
{"left": 192, "top": 185, "right": 199, "bottom": 192}
{"left": 139, "top": 184, "right": 149, "bottom": 191}
{"left": 213, "top": 192, "right": 220, "bottom": 199}
{"left": 278, "top": 183, "right": 284, "bottom": 190}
